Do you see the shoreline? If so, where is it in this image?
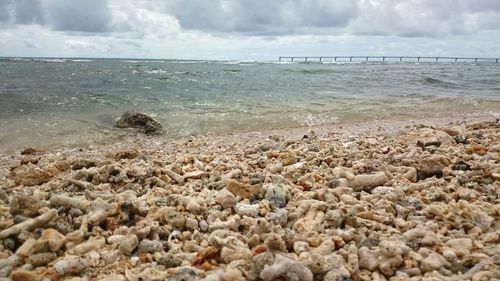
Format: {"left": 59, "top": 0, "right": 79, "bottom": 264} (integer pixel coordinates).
{"left": 1, "top": 110, "right": 499, "bottom": 157}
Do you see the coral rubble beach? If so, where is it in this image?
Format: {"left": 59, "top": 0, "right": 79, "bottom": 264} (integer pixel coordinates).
{"left": 0, "top": 114, "right": 499, "bottom": 281}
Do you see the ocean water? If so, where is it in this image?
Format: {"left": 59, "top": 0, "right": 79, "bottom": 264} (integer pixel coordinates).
{"left": 0, "top": 58, "right": 499, "bottom": 151}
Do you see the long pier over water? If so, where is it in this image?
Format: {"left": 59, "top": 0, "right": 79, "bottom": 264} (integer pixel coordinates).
{"left": 278, "top": 56, "right": 499, "bottom": 64}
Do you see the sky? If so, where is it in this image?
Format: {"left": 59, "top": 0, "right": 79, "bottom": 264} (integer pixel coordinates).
{"left": 0, "top": 0, "right": 499, "bottom": 60}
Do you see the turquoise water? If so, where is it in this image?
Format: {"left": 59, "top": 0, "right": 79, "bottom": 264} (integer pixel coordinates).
{"left": 0, "top": 58, "right": 499, "bottom": 151}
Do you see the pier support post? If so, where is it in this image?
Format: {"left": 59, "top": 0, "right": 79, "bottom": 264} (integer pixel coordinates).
{"left": 278, "top": 56, "right": 499, "bottom": 64}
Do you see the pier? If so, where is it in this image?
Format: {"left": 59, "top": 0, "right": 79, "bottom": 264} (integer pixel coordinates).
{"left": 278, "top": 56, "right": 500, "bottom": 64}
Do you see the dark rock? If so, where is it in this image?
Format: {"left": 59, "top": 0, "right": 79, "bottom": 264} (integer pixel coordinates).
{"left": 416, "top": 156, "right": 449, "bottom": 181}
{"left": 424, "top": 140, "right": 441, "bottom": 147}
{"left": 2, "top": 237, "right": 16, "bottom": 250}
{"left": 417, "top": 140, "right": 442, "bottom": 149}
{"left": 114, "top": 149, "right": 140, "bottom": 161}
{"left": 449, "top": 262, "right": 470, "bottom": 274}
{"left": 115, "top": 111, "right": 162, "bottom": 135}
{"left": 417, "top": 169, "right": 443, "bottom": 181}
{"left": 249, "top": 177, "right": 262, "bottom": 185}
{"left": 452, "top": 161, "right": 471, "bottom": 171}
{"left": 71, "top": 159, "right": 96, "bottom": 170}
{"left": 20, "top": 147, "right": 45, "bottom": 155}
{"left": 20, "top": 156, "right": 39, "bottom": 165}
{"left": 267, "top": 195, "right": 286, "bottom": 209}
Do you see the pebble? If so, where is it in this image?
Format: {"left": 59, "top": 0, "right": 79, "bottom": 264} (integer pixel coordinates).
{"left": 27, "top": 252, "right": 57, "bottom": 267}
{"left": 119, "top": 235, "right": 139, "bottom": 255}
{"left": 137, "top": 239, "right": 164, "bottom": 254}
{"left": 0, "top": 119, "right": 498, "bottom": 280}
{"left": 199, "top": 220, "right": 209, "bottom": 232}
{"left": 261, "top": 183, "right": 289, "bottom": 208}
{"left": 235, "top": 202, "right": 259, "bottom": 217}
{"left": 10, "top": 270, "right": 40, "bottom": 281}
{"left": 445, "top": 237, "right": 474, "bottom": 257}
{"left": 226, "top": 179, "right": 260, "bottom": 200}
{"left": 53, "top": 256, "right": 89, "bottom": 276}
{"left": 215, "top": 188, "right": 237, "bottom": 209}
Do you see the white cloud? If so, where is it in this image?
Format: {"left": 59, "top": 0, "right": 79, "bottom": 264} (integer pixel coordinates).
{"left": 0, "top": 0, "right": 499, "bottom": 59}
{"left": 64, "top": 39, "right": 107, "bottom": 53}
{"left": 166, "top": 0, "right": 358, "bottom": 35}
{"left": 349, "top": 0, "right": 500, "bottom": 37}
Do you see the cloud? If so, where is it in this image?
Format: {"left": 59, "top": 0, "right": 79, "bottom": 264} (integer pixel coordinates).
{"left": 64, "top": 39, "right": 104, "bottom": 51}
{"left": 167, "top": 0, "right": 358, "bottom": 35}
{"left": 0, "top": 0, "right": 500, "bottom": 59}
{"left": 166, "top": 0, "right": 500, "bottom": 38}
{"left": 0, "top": 0, "right": 111, "bottom": 32}
{"left": 108, "top": 1, "right": 180, "bottom": 38}
{"left": 350, "top": 0, "right": 500, "bottom": 37}
{"left": 1, "top": 0, "right": 499, "bottom": 37}
{"left": 14, "top": 0, "right": 45, "bottom": 24}
{"left": 0, "top": 1, "right": 11, "bottom": 22}
{"left": 45, "top": 0, "right": 111, "bottom": 32}
{"left": 0, "top": 0, "right": 44, "bottom": 24}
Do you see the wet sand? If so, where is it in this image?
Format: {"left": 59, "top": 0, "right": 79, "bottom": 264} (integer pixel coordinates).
{"left": 0, "top": 112, "right": 499, "bottom": 280}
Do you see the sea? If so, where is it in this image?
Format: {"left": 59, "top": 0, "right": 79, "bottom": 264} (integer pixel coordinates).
{"left": 1, "top": 58, "right": 499, "bottom": 152}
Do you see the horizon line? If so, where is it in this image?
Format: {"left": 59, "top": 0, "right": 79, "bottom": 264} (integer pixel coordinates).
{"left": 1, "top": 54, "right": 500, "bottom": 61}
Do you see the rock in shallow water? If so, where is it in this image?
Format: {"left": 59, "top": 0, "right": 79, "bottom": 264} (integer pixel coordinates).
{"left": 115, "top": 111, "right": 163, "bottom": 135}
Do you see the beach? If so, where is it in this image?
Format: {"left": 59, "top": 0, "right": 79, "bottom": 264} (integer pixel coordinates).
{"left": 2, "top": 0, "right": 500, "bottom": 279}
{"left": 0, "top": 112, "right": 499, "bottom": 280}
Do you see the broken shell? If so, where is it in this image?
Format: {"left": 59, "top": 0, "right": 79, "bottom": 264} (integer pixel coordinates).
{"left": 118, "top": 235, "right": 138, "bottom": 255}
{"left": 27, "top": 252, "right": 57, "bottom": 267}
{"left": 54, "top": 255, "right": 89, "bottom": 276}
{"left": 215, "top": 189, "right": 237, "bottom": 209}
{"left": 226, "top": 179, "right": 260, "bottom": 200}
{"left": 445, "top": 238, "right": 473, "bottom": 257}
{"left": 235, "top": 203, "right": 259, "bottom": 217}
{"left": 260, "top": 254, "right": 313, "bottom": 281}
{"left": 10, "top": 270, "right": 41, "bottom": 281}
{"left": 138, "top": 239, "right": 164, "bottom": 254}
